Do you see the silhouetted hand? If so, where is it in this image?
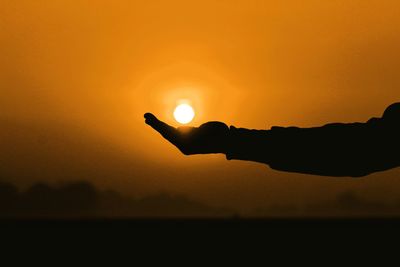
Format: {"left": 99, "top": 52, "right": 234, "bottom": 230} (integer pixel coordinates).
{"left": 144, "top": 113, "right": 229, "bottom": 155}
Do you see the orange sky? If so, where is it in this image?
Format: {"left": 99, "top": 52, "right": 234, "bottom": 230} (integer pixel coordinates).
{"left": 1, "top": 0, "right": 400, "bottom": 214}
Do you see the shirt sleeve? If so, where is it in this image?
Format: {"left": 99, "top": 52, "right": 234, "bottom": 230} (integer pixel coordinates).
{"left": 225, "top": 119, "right": 395, "bottom": 177}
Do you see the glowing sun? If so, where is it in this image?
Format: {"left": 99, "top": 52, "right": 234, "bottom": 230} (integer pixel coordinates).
{"left": 174, "top": 103, "right": 195, "bottom": 124}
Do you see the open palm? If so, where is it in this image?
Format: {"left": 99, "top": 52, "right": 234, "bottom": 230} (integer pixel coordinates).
{"left": 144, "top": 113, "right": 229, "bottom": 155}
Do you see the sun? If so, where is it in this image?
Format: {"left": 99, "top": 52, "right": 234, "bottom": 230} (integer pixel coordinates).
{"left": 174, "top": 103, "right": 195, "bottom": 124}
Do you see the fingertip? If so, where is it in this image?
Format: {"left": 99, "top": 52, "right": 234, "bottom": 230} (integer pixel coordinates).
{"left": 144, "top": 113, "right": 160, "bottom": 125}
{"left": 144, "top": 113, "right": 155, "bottom": 119}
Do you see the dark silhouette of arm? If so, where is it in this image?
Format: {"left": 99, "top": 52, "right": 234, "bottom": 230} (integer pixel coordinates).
{"left": 145, "top": 103, "right": 400, "bottom": 177}
{"left": 226, "top": 103, "right": 400, "bottom": 177}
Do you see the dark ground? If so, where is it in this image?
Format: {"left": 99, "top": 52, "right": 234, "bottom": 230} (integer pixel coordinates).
{"left": 3, "top": 217, "right": 400, "bottom": 235}
{"left": 2, "top": 218, "right": 398, "bottom": 258}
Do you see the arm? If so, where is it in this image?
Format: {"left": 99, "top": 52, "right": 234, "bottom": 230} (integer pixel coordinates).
{"left": 226, "top": 122, "right": 383, "bottom": 177}
{"left": 144, "top": 103, "right": 400, "bottom": 177}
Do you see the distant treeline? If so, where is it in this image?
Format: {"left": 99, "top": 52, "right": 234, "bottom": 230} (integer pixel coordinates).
{"left": 0, "top": 181, "right": 232, "bottom": 218}
{"left": 2, "top": 180, "right": 400, "bottom": 218}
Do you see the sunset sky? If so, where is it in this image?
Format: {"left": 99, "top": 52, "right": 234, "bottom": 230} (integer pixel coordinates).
{"left": 1, "top": 0, "right": 400, "bottom": 215}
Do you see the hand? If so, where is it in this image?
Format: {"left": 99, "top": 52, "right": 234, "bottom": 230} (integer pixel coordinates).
{"left": 144, "top": 113, "right": 229, "bottom": 155}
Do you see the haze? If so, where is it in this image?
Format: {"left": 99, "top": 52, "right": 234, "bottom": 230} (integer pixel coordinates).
{"left": 1, "top": 0, "right": 400, "bottom": 215}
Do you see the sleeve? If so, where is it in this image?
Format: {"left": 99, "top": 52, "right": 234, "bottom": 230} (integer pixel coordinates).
{"left": 225, "top": 120, "right": 393, "bottom": 177}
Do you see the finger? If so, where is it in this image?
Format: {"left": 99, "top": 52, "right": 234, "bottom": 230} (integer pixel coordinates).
{"left": 144, "top": 113, "right": 159, "bottom": 125}
{"left": 144, "top": 113, "right": 179, "bottom": 143}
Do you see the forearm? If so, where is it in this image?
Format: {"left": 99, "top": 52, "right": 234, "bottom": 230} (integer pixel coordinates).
{"left": 224, "top": 123, "right": 384, "bottom": 177}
